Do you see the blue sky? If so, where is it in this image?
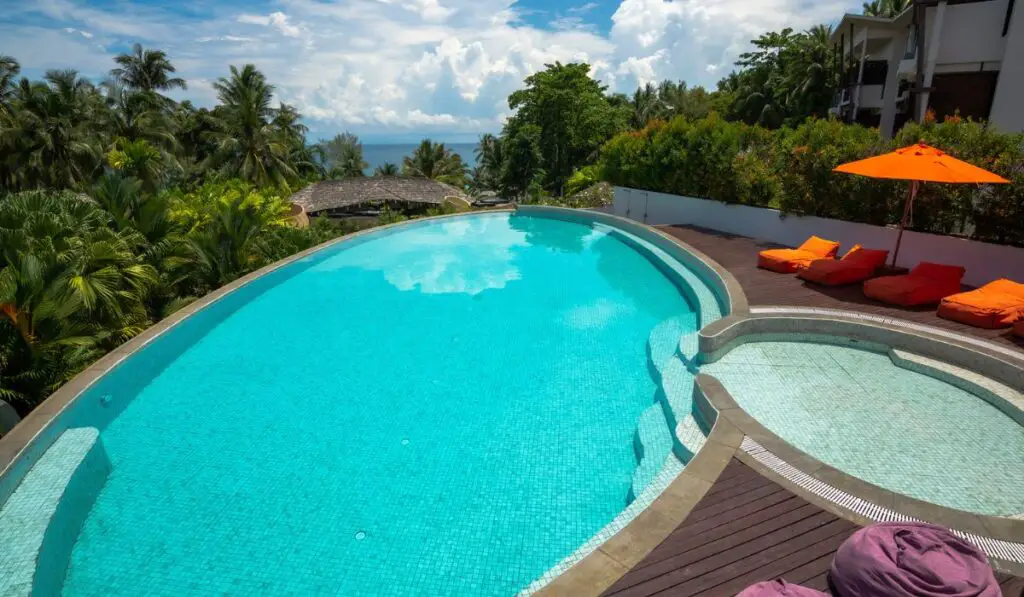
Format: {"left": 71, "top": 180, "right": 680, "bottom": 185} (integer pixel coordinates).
{"left": 0, "top": 0, "right": 859, "bottom": 143}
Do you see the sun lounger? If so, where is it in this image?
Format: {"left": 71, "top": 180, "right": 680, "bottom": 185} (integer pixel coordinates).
{"left": 862, "top": 262, "right": 965, "bottom": 306}
{"left": 937, "top": 279, "right": 1024, "bottom": 329}
{"left": 798, "top": 245, "right": 890, "bottom": 286}
{"left": 758, "top": 236, "right": 840, "bottom": 273}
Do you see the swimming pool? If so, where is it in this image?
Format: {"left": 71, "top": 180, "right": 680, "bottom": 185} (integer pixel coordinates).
{"left": 703, "top": 338, "right": 1024, "bottom": 516}
{"left": 0, "top": 211, "right": 723, "bottom": 596}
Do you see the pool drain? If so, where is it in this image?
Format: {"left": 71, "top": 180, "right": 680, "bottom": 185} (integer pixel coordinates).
{"left": 401, "top": 438, "right": 409, "bottom": 446}
{"left": 355, "top": 531, "right": 366, "bottom": 541}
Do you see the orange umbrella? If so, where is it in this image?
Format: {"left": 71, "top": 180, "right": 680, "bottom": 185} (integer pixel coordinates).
{"left": 833, "top": 143, "right": 1010, "bottom": 266}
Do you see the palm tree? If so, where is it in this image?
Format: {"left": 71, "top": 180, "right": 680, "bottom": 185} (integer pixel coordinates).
{"left": 473, "top": 133, "right": 503, "bottom": 190}
{"left": 110, "top": 44, "right": 187, "bottom": 94}
{"left": 0, "top": 55, "right": 19, "bottom": 118}
{"left": 188, "top": 195, "right": 268, "bottom": 286}
{"left": 0, "top": 70, "right": 104, "bottom": 190}
{"left": 863, "top": 0, "right": 911, "bottom": 17}
{"left": 204, "top": 64, "right": 298, "bottom": 189}
{"left": 374, "top": 163, "right": 399, "bottom": 176}
{"left": 401, "top": 140, "right": 466, "bottom": 186}
{"left": 318, "top": 132, "right": 368, "bottom": 178}
{"left": 99, "top": 81, "right": 179, "bottom": 152}
{"left": 630, "top": 83, "right": 662, "bottom": 129}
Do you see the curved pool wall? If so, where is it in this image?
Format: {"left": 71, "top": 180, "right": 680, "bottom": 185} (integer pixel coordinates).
{"left": 0, "top": 207, "right": 737, "bottom": 597}
{"left": 696, "top": 311, "right": 1024, "bottom": 541}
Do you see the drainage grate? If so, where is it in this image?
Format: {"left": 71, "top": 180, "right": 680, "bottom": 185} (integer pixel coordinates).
{"left": 740, "top": 437, "right": 1024, "bottom": 565}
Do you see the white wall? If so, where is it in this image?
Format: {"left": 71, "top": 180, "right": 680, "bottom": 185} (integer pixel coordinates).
{"left": 990, "top": 0, "right": 1024, "bottom": 133}
{"left": 613, "top": 187, "right": 1024, "bottom": 287}
{"left": 929, "top": 0, "right": 1008, "bottom": 65}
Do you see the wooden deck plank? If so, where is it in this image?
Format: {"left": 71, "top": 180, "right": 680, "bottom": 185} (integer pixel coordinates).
{"left": 607, "top": 517, "right": 855, "bottom": 597}
{"left": 637, "top": 503, "right": 824, "bottom": 574}
{"left": 656, "top": 225, "right": 1024, "bottom": 353}
{"left": 601, "top": 459, "right": 1019, "bottom": 596}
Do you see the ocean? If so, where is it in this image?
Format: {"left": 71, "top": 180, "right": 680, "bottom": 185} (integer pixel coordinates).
{"left": 362, "top": 143, "right": 478, "bottom": 175}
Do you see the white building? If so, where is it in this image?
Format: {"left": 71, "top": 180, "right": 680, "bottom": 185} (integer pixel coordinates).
{"left": 830, "top": 0, "right": 1024, "bottom": 137}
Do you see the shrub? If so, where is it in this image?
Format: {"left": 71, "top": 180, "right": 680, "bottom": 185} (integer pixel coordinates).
{"left": 598, "top": 114, "right": 1024, "bottom": 245}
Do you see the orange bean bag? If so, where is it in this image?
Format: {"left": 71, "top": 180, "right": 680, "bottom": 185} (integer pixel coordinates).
{"left": 863, "top": 262, "right": 966, "bottom": 307}
{"left": 799, "top": 245, "right": 890, "bottom": 286}
{"left": 758, "top": 236, "right": 840, "bottom": 273}
{"left": 937, "top": 279, "right": 1024, "bottom": 328}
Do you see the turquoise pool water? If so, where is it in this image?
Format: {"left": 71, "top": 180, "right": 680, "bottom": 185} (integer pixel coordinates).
{"left": 59, "top": 213, "right": 698, "bottom": 596}
{"left": 703, "top": 340, "right": 1024, "bottom": 515}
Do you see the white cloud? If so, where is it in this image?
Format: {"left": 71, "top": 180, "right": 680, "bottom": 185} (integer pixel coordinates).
{"left": 237, "top": 11, "right": 302, "bottom": 37}
{"left": 568, "top": 2, "right": 600, "bottom": 14}
{"left": 1, "top": 0, "right": 862, "bottom": 138}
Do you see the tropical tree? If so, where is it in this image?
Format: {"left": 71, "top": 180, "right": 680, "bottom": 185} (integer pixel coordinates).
{"left": 0, "top": 55, "right": 19, "bottom": 118}
{"left": 630, "top": 83, "right": 662, "bottom": 129}
{"left": 374, "top": 162, "right": 399, "bottom": 176}
{"left": 204, "top": 64, "right": 298, "bottom": 190}
{"left": 722, "top": 25, "right": 838, "bottom": 127}
{"left": 110, "top": 44, "right": 187, "bottom": 95}
{"left": 319, "top": 132, "right": 368, "bottom": 178}
{"left": 0, "top": 70, "right": 104, "bottom": 190}
{"left": 499, "top": 124, "right": 544, "bottom": 200}
{"left": 503, "top": 62, "right": 626, "bottom": 195}
{"left": 863, "top": 0, "right": 911, "bottom": 17}
{"left": 401, "top": 140, "right": 467, "bottom": 186}
{"left": 473, "top": 133, "right": 504, "bottom": 190}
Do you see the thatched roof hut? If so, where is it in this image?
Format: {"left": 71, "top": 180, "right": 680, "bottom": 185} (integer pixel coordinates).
{"left": 288, "top": 177, "right": 468, "bottom": 216}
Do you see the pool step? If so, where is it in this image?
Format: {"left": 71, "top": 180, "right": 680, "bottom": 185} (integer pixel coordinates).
{"left": 674, "top": 414, "right": 708, "bottom": 462}
{"left": 629, "top": 404, "right": 673, "bottom": 502}
{"left": 678, "top": 329, "right": 700, "bottom": 372}
{"left": 0, "top": 427, "right": 110, "bottom": 597}
{"left": 646, "top": 315, "right": 696, "bottom": 379}
{"left": 658, "top": 357, "right": 704, "bottom": 462}
{"left": 890, "top": 349, "right": 1024, "bottom": 425}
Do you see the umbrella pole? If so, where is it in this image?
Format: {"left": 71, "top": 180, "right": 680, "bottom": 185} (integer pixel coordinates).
{"left": 891, "top": 180, "right": 919, "bottom": 267}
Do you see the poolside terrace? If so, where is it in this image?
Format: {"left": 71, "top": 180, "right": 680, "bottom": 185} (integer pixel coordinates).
{"left": 657, "top": 224, "right": 1024, "bottom": 353}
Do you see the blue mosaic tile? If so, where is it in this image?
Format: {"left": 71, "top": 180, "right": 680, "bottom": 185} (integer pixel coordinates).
{"left": 704, "top": 341, "right": 1024, "bottom": 515}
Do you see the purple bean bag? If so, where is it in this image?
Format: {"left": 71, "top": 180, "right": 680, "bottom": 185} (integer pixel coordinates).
{"left": 830, "top": 522, "right": 1000, "bottom": 597}
{"left": 736, "top": 579, "right": 827, "bottom": 596}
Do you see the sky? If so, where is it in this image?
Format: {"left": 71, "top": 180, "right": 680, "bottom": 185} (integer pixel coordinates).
{"left": 0, "top": 0, "right": 859, "bottom": 143}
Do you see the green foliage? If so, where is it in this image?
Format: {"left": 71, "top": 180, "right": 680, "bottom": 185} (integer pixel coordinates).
{"left": 318, "top": 132, "right": 368, "bottom": 178}
{"left": 863, "top": 0, "right": 912, "bottom": 17}
{"left": 503, "top": 62, "right": 627, "bottom": 196}
{"left": 600, "top": 115, "right": 1024, "bottom": 245}
{"left": 401, "top": 140, "right": 467, "bottom": 187}
{"left": 374, "top": 162, "right": 399, "bottom": 176}
{"left": 564, "top": 165, "right": 601, "bottom": 197}
{"left": 719, "top": 25, "right": 838, "bottom": 128}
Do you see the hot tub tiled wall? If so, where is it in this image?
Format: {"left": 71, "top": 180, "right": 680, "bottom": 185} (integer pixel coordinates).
{"left": 699, "top": 314, "right": 1024, "bottom": 393}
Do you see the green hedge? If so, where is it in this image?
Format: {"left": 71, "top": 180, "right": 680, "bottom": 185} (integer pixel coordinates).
{"left": 599, "top": 116, "right": 1024, "bottom": 246}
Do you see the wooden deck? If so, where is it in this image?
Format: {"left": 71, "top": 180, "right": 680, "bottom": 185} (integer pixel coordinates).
{"left": 657, "top": 225, "right": 1024, "bottom": 353}
{"left": 601, "top": 460, "right": 1024, "bottom": 597}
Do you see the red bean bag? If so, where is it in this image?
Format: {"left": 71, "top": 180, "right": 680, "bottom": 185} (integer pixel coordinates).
{"left": 1015, "top": 320, "right": 1024, "bottom": 338}
{"left": 937, "top": 278, "right": 1024, "bottom": 329}
{"left": 863, "top": 262, "right": 965, "bottom": 306}
{"left": 736, "top": 580, "right": 826, "bottom": 596}
{"left": 799, "top": 245, "right": 890, "bottom": 286}
{"left": 831, "top": 522, "right": 999, "bottom": 597}
{"left": 758, "top": 236, "right": 840, "bottom": 273}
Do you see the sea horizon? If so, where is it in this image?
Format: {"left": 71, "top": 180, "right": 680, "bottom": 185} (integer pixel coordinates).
{"left": 361, "top": 142, "right": 478, "bottom": 176}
